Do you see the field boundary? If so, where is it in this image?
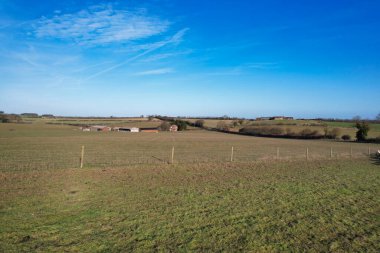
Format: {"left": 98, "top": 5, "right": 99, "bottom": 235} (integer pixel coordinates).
{"left": 1, "top": 145, "right": 379, "bottom": 171}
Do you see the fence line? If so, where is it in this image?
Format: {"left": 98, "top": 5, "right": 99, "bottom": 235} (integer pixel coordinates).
{"left": 0, "top": 145, "right": 379, "bottom": 171}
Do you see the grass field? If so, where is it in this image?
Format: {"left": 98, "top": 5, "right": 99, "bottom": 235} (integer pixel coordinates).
{"left": 324, "top": 121, "right": 380, "bottom": 132}
{"left": 1, "top": 122, "right": 380, "bottom": 171}
{"left": 21, "top": 117, "right": 163, "bottom": 128}
{"left": 183, "top": 118, "right": 380, "bottom": 139}
{"left": 1, "top": 159, "right": 379, "bottom": 252}
{"left": 1, "top": 121, "right": 380, "bottom": 252}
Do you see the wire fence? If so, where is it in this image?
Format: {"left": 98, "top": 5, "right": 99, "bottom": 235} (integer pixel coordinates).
{"left": 1, "top": 144, "right": 379, "bottom": 171}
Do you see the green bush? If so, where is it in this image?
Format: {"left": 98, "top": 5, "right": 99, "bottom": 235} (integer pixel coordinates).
{"left": 159, "top": 122, "right": 171, "bottom": 131}
{"left": 355, "top": 121, "right": 370, "bottom": 141}
{"left": 172, "top": 120, "right": 187, "bottom": 131}
{"left": 341, "top": 135, "right": 351, "bottom": 141}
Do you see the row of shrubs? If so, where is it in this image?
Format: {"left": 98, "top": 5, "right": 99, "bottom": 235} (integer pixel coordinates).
{"left": 238, "top": 126, "right": 352, "bottom": 140}
{"left": 0, "top": 114, "right": 23, "bottom": 123}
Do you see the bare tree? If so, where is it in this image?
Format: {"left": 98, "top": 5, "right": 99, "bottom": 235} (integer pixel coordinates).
{"left": 216, "top": 121, "right": 229, "bottom": 131}
{"left": 195, "top": 119, "right": 205, "bottom": 128}
{"left": 231, "top": 121, "right": 239, "bottom": 127}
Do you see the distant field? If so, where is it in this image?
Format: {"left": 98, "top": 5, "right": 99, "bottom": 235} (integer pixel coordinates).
{"left": 324, "top": 121, "right": 380, "bottom": 132}
{"left": 22, "top": 117, "right": 162, "bottom": 128}
{"left": 1, "top": 122, "right": 379, "bottom": 171}
{"left": 183, "top": 118, "right": 380, "bottom": 138}
{"left": 1, "top": 159, "right": 379, "bottom": 252}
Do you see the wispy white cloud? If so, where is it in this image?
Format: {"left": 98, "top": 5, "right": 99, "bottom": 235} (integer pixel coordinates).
{"left": 125, "top": 27, "right": 189, "bottom": 52}
{"left": 138, "top": 50, "right": 192, "bottom": 63}
{"left": 84, "top": 28, "right": 189, "bottom": 80}
{"left": 134, "top": 68, "right": 174, "bottom": 76}
{"left": 34, "top": 4, "right": 169, "bottom": 45}
{"left": 200, "top": 62, "right": 279, "bottom": 76}
{"left": 245, "top": 62, "right": 278, "bottom": 69}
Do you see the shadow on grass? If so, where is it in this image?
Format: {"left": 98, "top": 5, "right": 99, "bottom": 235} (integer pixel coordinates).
{"left": 151, "top": 156, "right": 167, "bottom": 163}
{"left": 369, "top": 153, "right": 380, "bottom": 165}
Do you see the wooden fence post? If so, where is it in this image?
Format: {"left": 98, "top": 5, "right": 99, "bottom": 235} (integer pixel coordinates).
{"left": 277, "top": 147, "right": 280, "bottom": 159}
{"left": 306, "top": 147, "right": 309, "bottom": 161}
{"left": 350, "top": 146, "right": 352, "bottom": 159}
{"left": 368, "top": 147, "right": 371, "bottom": 156}
{"left": 171, "top": 146, "right": 175, "bottom": 164}
{"left": 330, "top": 147, "right": 333, "bottom": 159}
{"left": 80, "top": 145, "right": 85, "bottom": 168}
{"left": 230, "top": 146, "right": 234, "bottom": 162}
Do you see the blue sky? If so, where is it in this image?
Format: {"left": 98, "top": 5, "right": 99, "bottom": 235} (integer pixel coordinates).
{"left": 0, "top": 0, "right": 379, "bottom": 118}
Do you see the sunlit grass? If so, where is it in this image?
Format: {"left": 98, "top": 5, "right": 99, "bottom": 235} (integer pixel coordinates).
{"left": 1, "top": 159, "right": 379, "bottom": 252}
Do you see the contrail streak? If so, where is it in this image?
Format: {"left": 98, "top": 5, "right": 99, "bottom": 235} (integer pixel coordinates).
{"left": 83, "top": 28, "right": 189, "bottom": 81}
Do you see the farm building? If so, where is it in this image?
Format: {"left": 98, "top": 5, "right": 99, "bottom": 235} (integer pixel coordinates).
{"left": 269, "top": 116, "right": 294, "bottom": 120}
{"left": 42, "top": 114, "right": 55, "bottom": 118}
{"left": 257, "top": 116, "right": 294, "bottom": 121}
{"left": 256, "top": 117, "right": 271, "bottom": 121}
{"left": 170, "top": 125, "right": 178, "bottom": 132}
{"left": 270, "top": 116, "right": 285, "bottom": 120}
{"left": 140, "top": 128, "right": 159, "bottom": 133}
{"left": 130, "top": 127, "right": 139, "bottom": 133}
{"left": 80, "top": 127, "right": 91, "bottom": 132}
{"left": 119, "top": 127, "right": 139, "bottom": 132}
{"left": 90, "top": 125, "right": 111, "bottom": 132}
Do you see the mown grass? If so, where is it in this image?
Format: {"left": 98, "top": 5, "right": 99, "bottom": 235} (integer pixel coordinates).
{"left": 1, "top": 159, "right": 379, "bottom": 252}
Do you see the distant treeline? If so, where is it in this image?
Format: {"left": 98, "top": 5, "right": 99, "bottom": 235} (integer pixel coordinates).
{"left": 239, "top": 126, "right": 328, "bottom": 140}
{"left": 238, "top": 125, "right": 380, "bottom": 143}
{"left": 153, "top": 115, "right": 248, "bottom": 121}
{"left": 0, "top": 114, "right": 23, "bottom": 123}
{"left": 156, "top": 115, "right": 380, "bottom": 123}
{"left": 312, "top": 118, "right": 380, "bottom": 124}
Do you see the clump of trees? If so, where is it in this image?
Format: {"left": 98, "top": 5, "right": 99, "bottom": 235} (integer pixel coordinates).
{"left": 324, "top": 128, "right": 342, "bottom": 139}
{"left": 242, "top": 126, "right": 285, "bottom": 136}
{"left": 21, "top": 113, "right": 38, "bottom": 118}
{"left": 239, "top": 126, "right": 323, "bottom": 139}
{"left": 0, "top": 114, "right": 22, "bottom": 123}
{"left": 231, "top": 121, "right": 239, "bottom": 127}
{"left": 355, "top": 121, "right": 370, "bottom": 141}
{"left": 172, "top": 120, "right": 187, "bottom": 131}
{"left": 159, "top": 119, "right": 188, "bottom": 131}
{"left": 341, "top": 135, "right": 351, "bottom": 141}
{"left": 194, "top": 119, "right": 205, "bottom": 128}
{"left": 159, "top": 121, "right": 171, "bottom": 131}
{"left": 299, "top": 128, "right": 320, "bottom": 138}
{"left": 230, "top": 119, "right": 246, "bottom": 128}
{"left": 216, "top": 121, "right": 229, "bottom": 131}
